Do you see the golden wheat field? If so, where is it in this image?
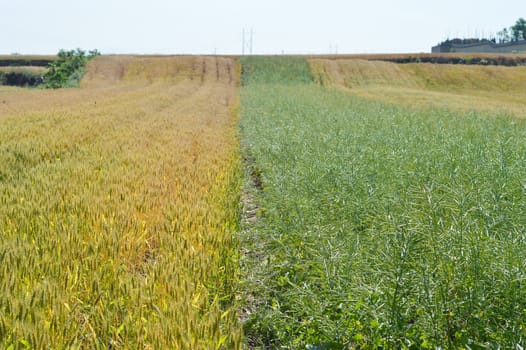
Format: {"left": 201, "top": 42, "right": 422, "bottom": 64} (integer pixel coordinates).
{"left": 0, "top": 55, "right": 242, "bottom": 349}
{"left": 309, "top": 58, "right": 526, "bottom": 117}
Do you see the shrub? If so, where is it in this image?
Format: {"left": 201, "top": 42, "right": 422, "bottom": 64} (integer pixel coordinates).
{"left": 43, "top": 49, "right": 100, "bottom": 88}
{"left": 0, "top": 71, "right": 43, "bottom": 87}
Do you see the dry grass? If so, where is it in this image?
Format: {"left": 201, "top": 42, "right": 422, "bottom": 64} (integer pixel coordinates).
{"left": 0, "top": 55, "right": 242, "bottom": 348}
{"left": 306, "top": 52, "right": 526, "bottom": 63}
{"left": 309, "top": 58, "right": 526, "bottom": 117}
{"left": 0, "top": 66, "right": 47, "bottom": 74}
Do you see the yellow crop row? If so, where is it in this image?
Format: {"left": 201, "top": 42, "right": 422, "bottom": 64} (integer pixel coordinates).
{"left": 0, "top": 56, "right": 242, "bottom": 349}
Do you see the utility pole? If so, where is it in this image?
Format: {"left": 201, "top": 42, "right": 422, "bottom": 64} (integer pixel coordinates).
{"left": 242, "top": 28, "right": 253, "bottom": 55}
{"left": 250, "top": 29, "right": 253, "bottom": 55}
{"left": 242, "top": 29, "right": 245, "bottom": 55}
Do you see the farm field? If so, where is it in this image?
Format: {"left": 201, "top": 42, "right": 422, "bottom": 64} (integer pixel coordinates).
{"left": 0, "top": 67, "right": 47, "bottom": 74}
{"left": 0, "top": 55, "right": 56, "bottom": 67}
{"left": 239, "top": 57, "right": 526, "bottom": 348}
{"left": 0, "top": 55, "right": 242, "bottom": 348}
{"left": 307, "top": 53, "right": 526, "bottom": 66}
{"left": 2, "top": 53, "right": 526, "bottom": 349}
{"left": 309, "top": 58, "right": 526, "bottom": 116}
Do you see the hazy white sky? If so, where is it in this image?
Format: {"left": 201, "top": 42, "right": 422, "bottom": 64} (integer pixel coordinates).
{"left": 1, "top": 0, "right": 524, "bottom": 55}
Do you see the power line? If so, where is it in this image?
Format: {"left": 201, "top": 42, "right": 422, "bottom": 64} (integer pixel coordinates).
{"left": 242, "top": 28, "right": 253, "bottom": 55}
{"left": 250, "top": 29, "right": 253, "bottom": 55}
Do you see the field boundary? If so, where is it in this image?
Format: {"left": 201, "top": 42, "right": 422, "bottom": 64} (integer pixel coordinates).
{"left": 0, "top": 56, "right": 56, "bottom": 67}
{"left": 305, "top": 53, "right": 526, "bottom": 66}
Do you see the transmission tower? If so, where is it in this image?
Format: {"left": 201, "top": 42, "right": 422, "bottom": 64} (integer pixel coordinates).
{"left": 242, "top": 28, "right": 253, "bottom": 55}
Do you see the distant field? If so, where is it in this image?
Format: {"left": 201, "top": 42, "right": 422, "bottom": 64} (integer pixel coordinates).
{"left": 0, "top": 55, "right": 56, "bottom": 67}
{"left": 307, "top": 52, "right": 526, "bottom": 66}
{"left": 0, "top": 57, "right": 50, "bottom": 87}
{"left": 0, "top": 55, "right": 242, "bottom": 349}
{"left": 0, "top": 66, "right": 47, "bottom": 74}
{"left": 310, "top": 58, "right": 526, "bottom": 116}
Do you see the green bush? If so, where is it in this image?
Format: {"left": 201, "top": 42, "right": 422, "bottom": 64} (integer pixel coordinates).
{"left": 0, "top": 71, "right": 43, "bottom": 87}
{"left": 43, "top": 49, "right": 99, "bottom": 88}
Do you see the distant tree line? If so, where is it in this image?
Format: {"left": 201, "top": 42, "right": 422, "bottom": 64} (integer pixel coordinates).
{"left": 0, "top": 71, "right": 43, "bottom": 87}
{"left": 495, "top": 18, "right": 526, "bottom": 43}
{"left": 0, "top": 58, "right": 54, "bottom": 67}
{"left": 438, "top": 18, "right": 526, "bottom": 47}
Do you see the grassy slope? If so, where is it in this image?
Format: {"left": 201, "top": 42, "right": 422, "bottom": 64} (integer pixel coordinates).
{"left": 0, "top": 56, "right": 242, "bottom": 349}
{"left": 310, "top": 59, "right": 526, "bottom": 117}
{"left": 240, "top": 56, "right": 526, "bottom": 348}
